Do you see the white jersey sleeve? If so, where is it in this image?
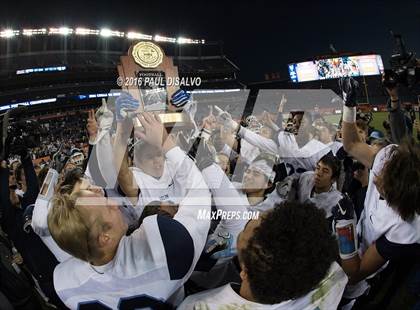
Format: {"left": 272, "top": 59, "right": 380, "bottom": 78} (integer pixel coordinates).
{"left": 201, "top": 164, "right": 249, "bottom": 247}
{"left": 221, "top": 144, "right": 238, "bottom": 158}
{"left": 166, "top": 146, "right": 211, "bottom": 264}
{"left": 238, "top": 126, "right": 278, "bottom": 155}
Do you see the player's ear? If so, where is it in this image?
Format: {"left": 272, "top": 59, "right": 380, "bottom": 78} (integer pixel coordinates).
{"left": 239, "top": 264, "right": 248, "bottom": 282}
{"left": 98, "top": 232, "right": 110, "bottom": 247}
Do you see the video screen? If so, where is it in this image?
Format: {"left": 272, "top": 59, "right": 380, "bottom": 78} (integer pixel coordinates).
{"left": 288, "top": 54, "right": 384, "bottom": 83}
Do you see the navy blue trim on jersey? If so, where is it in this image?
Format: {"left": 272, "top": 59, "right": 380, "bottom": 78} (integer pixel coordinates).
{"left": 78, "top": 300, "right": 112, "bottom": 309}
{"left": 157, "top": 215, "right": 194, "bottom": 280}
{"left": 376, "top": 235, "right": 420, "bottom": 261}
{"left": 78, "top": 295, "right": 174, "bottom": 310}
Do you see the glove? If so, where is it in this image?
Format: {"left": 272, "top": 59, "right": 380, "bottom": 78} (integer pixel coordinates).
{"left": 115, "top": 92, "right": 140, "bottom": 122}
{"left": 177, "top": 132, "right": 191, "bottom": 153}
{"left": 332, "top": 194, "right": 359, "bottom": 259}
{"left": 205, "top": 231, "right": 236, "bottom": 260}
{"left": 170, "top": 89, "right": 191, "bottom": 108}
{"left": 338, "top": 77, "right": 359, "bottom": 107}
{"left": 275, "top": 176, "right": 295, "bottom": 200}
{"left": 188, "top": 138, "right": 215, "bottom": 171}
{"left": 214, "top": 105, "right": 239, "bottom": 132}
{"left": 96, "top": 99, "right": 114, "bottom": 131}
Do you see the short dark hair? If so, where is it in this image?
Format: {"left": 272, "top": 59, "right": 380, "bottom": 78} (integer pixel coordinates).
{"left": 382, "top": 140, "right": 420, "bottom": 221}
{"left": 241, "top": 201, "right": 338, "bottom": 304}
{"left": 318, "top": 153, "right": 341, "bottom": 181}
{"left": 59, "top": 167, "right": 84, "bottom": 194}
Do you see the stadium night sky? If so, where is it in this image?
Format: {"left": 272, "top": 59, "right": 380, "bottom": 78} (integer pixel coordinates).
{"left": 1, "top": 0, "right": 419, "bottom": 82}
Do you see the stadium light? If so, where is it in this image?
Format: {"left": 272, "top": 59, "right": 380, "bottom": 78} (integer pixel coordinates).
{"left": 100, "top": 28, "right": 112, "bottom": 37}
{"left": 23, "top": 28, "right": 47, "bottom": 36}
{"left": 76, "top": 28, "right": 99, "bottom": 35}
{"left": 177, "top": 37, "right": 204, "bottom": 44}
{"left": 127, "top": 32, "right": 152, "bottom": 40}
{"left": 0, "top": 29, "right": 19, "bottom": 38}
{"left": 154, "top": 35, "right": 176, "bottom": 43}
{"left": 59, "top": 27, "right": 72, "bottom": 35}
{"left": 100, "top": 28, "right": 124, "bottom": 38}
{"left": 49, "top": 27, "right": 73, "bottom": 35}
{"left": 0, "top": 26, "right": 204, "bottom": 44}
{"left": 177, "top": 37, "right": 188, "bottom": 44}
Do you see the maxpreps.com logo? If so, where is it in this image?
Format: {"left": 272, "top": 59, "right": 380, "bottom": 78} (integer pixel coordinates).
{"left": 132, "top": 41, "right": 164, "bottom": 68}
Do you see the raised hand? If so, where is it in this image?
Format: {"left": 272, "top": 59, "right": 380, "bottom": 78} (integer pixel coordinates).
{"left": 262, "top": 111, "right": 276, "bottom": 128}
{"left": 214, "top": 105, "right": 239, "bottom": 132}
{"left": 86, "top": 109, "right": 98, "bottom": 142}
{"left": 96, "top": 99, "right": 114, "bottom": 131}
{"left": 338, "top": 77, "right": 359, "bottom": 107}
{"left": 278, "top": 93, "right": 287, "bottom": 113}
{"left": 202, "top": 114, "right": 217, "bottom": 131}
{"left": 115, "top": 92, "right": 140, "bottom": 122}
{"left": 134, "top": 112, "right": 166, "bottom": 149}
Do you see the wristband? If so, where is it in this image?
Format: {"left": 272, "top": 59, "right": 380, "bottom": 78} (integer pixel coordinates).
{"left": 342, "top": 106, "right": 356, "bottom": 123}
{"left": 335, "top": 219, "right": 358, "bottom": 259}
{"left": 201, "top": 128, "right": 211, "bottom": 141}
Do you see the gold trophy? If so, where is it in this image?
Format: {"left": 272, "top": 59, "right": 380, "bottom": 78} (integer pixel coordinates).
{"left": 118, "top": 41, "right": 191, "bottom": 128}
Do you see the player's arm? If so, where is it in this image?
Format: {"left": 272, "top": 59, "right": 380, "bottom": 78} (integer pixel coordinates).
{"left": 340, "top": 77, "right": 376, "bottom": 168}
{"left": 201, "top": 163, "right": 249, "bottom": 258}
{"left": 332, "top": 195, "right": 386, "bottom": 284}
{"left": 136, "top": 112, "right": 211, "bottom": 262}
{"left": 113, "top": 120, "right": 138, "bottom": 205}
{"left": 341, "top": 243, "right": 386, "bottom": 285}
{"left": 237, "top": 126, "right": 278, "bottom": 155}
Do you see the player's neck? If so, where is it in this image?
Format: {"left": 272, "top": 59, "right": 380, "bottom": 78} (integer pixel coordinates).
{"left": 239, "top": 280, "right": 257, "bottom": 303}
{"left": 247, "top": 192, "right": 265, "bottom": 206}
{"left": 313, "top": 185, "right": 331, "bottom": 194}
{"left": 90, "top": 247, "right": 118, "bottom": 266}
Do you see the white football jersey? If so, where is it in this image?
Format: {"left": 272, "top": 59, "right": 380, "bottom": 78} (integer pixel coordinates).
{"left": 346, "top": 144, "right": 420, "bottom": 300}
{"left": 297, "top": 171, "right": 342, "bottom": 218}
{"left": 240, "top": 139, "right": 261, "bottom": 164}
{"left": 278, "top": 132, "right": 331, "bottom": 173}
{"left": 179, "top": 262, "right": 348, "bottom": 310}
{"left": 131, "top": 161, "right": 179, "bottom": 217}
{"left": 53, "top": 147, "right": 211, "bottom": 309}
{"left": 358, "top": 144, "right": 420, "bottom": 253}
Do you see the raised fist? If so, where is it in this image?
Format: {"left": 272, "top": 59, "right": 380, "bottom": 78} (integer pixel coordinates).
{"left": 338, "top": 77, "right": 359, "bottom": 107}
